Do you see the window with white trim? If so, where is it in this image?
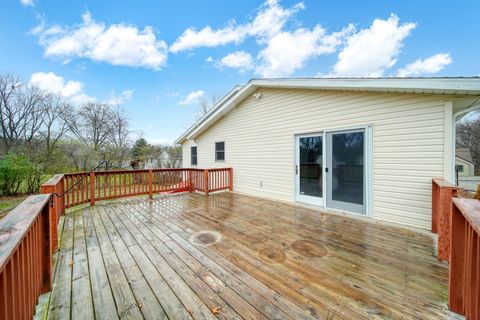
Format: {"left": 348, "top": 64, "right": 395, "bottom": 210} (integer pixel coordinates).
{"left": 191, "top": 146, "right": 197, "bottom": 166}
{"left": 215, "top": 142, "right": 225, "bottom": 161}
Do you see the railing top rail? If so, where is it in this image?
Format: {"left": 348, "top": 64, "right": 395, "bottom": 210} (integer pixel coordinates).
{"left": 433, "top": 178, "right": 459, "bottom": 189}
{"left": 0, "top": 194, "right": 50, "bottom": 273}
{"left": 452, "top": 197, "right": 480, "bottom": 235}
{"left": 42, "top": 174, "right": 65, "bottom": 186}
{"left": 63, "top": 167, "right": 233, "bottom": 175}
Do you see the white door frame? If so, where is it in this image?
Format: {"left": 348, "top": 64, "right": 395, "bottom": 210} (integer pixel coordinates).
{"left": 294, "top": 124, "right": 373, "bottom": 218}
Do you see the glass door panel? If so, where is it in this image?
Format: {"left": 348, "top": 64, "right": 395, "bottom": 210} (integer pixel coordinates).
{"left": 296, "top": 135, "right": 323, "bottom": 205}
{"left": 326, "top": 129, "right": 365, "bottom": 214}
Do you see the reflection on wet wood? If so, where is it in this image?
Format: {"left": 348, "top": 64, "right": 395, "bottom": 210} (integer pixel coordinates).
{"left": 48, "top": 192, "right": 459, "bottom": 319}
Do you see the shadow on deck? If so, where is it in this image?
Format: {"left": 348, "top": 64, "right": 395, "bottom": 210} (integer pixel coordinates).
{"left": 45, "top": 192, "right": 457, "bottom": 319}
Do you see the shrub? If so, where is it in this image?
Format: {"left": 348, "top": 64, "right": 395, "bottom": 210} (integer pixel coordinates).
{"left": 0, "top": 153, "right": 43, "bottom": 195}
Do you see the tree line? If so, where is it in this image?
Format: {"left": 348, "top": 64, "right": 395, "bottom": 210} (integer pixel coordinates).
{"left": 0, "top": 73, "right": 181, "bottom": 195}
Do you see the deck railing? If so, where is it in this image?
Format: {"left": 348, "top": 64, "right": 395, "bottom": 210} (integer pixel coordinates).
{"left": 0, "top": 167, "right": 232, "bottom": 319}
{"left": 431, "top": 178, "right": 480, "bottom": 318}
{"left": 449, "top": 198, "right": 480, "bottom": 318}
{"left": 0, "top": 195, "right": 52, "bottom": 320}
{"left": 61, "top": 167, "right": 232, "bottom": 207}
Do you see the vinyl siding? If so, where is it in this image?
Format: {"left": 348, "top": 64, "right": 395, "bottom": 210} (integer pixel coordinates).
{"left": 182, "top": 88, "right": 451, "bottom": 229}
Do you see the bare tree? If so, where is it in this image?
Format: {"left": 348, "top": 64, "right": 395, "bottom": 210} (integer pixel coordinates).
{"left": 105, "top": 105, "right": 131, "bottom": 168}
{"left": 39, "top": 93, "right": 71, "bottom": 158}
{"left": 65, "top": 102, "right": 112, "bottom": 152}
{"left": 0, "top": 74, "right": 45, "bottom": 150}
{"left": 197, "top": 93, "right": 222, "bottom": 119}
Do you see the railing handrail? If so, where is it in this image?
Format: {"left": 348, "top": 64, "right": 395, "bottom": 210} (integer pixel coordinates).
{"left": 62, "top": 167, "right": 233, "bottom": 176}
{"left": 0, "top": 194, "right": 50, "bottom": 273}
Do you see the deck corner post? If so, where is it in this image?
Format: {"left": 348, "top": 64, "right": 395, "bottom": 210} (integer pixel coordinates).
{"left": 204, "top": 169, "right": 209, "bottom": 196}
{"left": 40, "top": 184, "right": 58, "bottom": 252}
{"left": 229, "top": 167, "right": 233, "bottom": 191}
{"left": 148, "top": 169, "right": 153, "bottom": 199}
{"left": 90, "top": 172, "right": 95, "bottom": 206}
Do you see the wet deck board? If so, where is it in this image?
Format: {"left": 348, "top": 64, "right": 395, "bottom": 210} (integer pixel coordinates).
{"left": 47, "top": 192, "right": 458, "bottom": 319}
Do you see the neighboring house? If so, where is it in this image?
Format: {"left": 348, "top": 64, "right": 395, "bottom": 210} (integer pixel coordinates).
{"left": 176, "top": 78, "right": 480, "bottom": 229}
{"left": 455, "top": 147, "right": 475, "bottom": 177}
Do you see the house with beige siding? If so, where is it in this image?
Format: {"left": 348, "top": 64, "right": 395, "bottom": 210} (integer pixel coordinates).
{"left": 176, "top": 78, "right": 480, "bottom": 229}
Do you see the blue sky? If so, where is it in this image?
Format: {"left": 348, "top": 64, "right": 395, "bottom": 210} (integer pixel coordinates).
{"left": 1, "top": 0, "right": 479, "bottom": 144}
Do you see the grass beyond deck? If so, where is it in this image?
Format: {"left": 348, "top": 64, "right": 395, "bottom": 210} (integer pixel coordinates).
{"left": 46, "top": 192, "right": 457, "bottom": 319}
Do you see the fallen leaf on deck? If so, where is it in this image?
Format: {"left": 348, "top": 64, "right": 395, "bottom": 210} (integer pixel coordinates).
{"left": 211, "top": 306, "right": 221, "bottom": 314}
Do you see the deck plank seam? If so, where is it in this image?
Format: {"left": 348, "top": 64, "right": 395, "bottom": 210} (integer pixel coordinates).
{"left": 112, "top": 201, "right": 245, "bottom": 319}
{"left": 128, "top": 199, "right": 318, "bottom": 320}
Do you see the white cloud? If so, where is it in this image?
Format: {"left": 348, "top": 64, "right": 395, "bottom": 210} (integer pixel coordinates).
{"left": 170, "top": 0, "right": 304, "bottom": 52}
{"left": 329, "top": 14, "right": 416, "bottom": 77}
{"left": 179, "top": 90, "right": 205, "bottom": 105}
{"left": 29, "top": 72, "right": 94, "bottom": 104}
{"left": 218, "top": 51, "right": 253, "bottom": 72}
{"left": 107, "top": 89, "right": 134, "bottom": 105}
{"left": 257, "top": 25, "right": 354, "bottom": 77}
{"left": 20, "top": 0, "right": 34, "bottom": 6}
{"left": 396, "top": 53, "right": 452, "bottom": 77}
{"left": 32, "top": 12, "right": 168, "bottom": 69}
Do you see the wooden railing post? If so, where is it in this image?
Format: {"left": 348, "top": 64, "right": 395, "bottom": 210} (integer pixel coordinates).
{"left": 90, "top": 172, "right": 95, "bottom": 206}
{"left": 40, "top": 174, "right": 65, "bottom": 252}
{"left": 59, "top": 177, "right": 65, "bottom": 216}
{"left": 204, "top": 169, "right": 209, "bottom": 196}
{"left": 148, "top": 169, "right": 153, "bottom": 199}
{"left": 229, "top": 168, "right": 233, "bottom": 191}
{"left": 188, "top": 169, "right": 193, "bottom": 192}
{"left": 432, "top": 178, "right": 459, "bottom": 262}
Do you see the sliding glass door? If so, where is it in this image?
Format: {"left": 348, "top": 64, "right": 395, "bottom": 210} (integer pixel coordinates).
{"left": 325, "top": 129, "right": 366, "bottom": 214}
{"left": 295, "top": 128, "right": 367, "bottom": 215}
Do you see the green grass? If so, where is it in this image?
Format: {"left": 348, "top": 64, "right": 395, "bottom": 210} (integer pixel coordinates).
{"left": 0, "top": 196, "right": 27, "bottom": 218}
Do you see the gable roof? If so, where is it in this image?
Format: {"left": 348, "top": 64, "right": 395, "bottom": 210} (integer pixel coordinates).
{"left": 456, "top": 148, "right": 475, "bottom": 164}
{"left": 176, "top": 77, "right": 480, "bottom": 144}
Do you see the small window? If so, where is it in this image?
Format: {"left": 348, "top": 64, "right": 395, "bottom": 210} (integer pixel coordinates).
{"left": 215, "top": 142, "right": 225, "bottom": 161}
{"left": 191, "top": 146, "right": 197, "bottom": 166}
{"left": 456, "top": 165, "right": 464, "bottom": 172}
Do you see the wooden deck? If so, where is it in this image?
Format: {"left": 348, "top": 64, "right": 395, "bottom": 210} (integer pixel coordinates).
{"left": 46, "top": 192, "right": 456, "bottom": 319}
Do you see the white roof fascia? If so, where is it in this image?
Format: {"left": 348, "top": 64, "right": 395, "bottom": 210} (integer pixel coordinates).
{"left": 176, "top": 78, "right": 480, "bottom": 144}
